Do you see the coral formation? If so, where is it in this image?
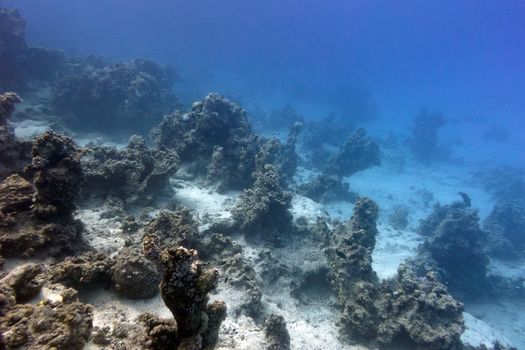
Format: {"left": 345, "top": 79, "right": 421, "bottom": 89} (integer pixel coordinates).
{"left": 143, "top": 208, "right": 197, "bottom": 249}
{"left": 48, "top": 252, "right": 113, "bottom": 289}
{"left": 0, "top": 285, "right": 93, "bottom": 350}
{"left": 417, "top": 195, "right": 490, "bottom": 297}
{"left": 265, "top": 103, "right": 304, "bottom": 130}
{"left": 328, "top": 197, "right": 464, "bottom": 349}
{"left": 112, "top": 247, "right": 160, "bottom": 299}
{"left": 0, "top": 92, "right": 31, "bottom": 180}
{"left": 232, "top": 164, "right": 293, "bottom": 242}
{"left": 54, "top": 58, "right": 178, "bottom": 134}
{"left": 0, "top": 131, "right": 86, "bottom": 258}
{"left": 297, "top": 173, "right": 356, "bottom": 203}
{"left": 81, "top": 135, "right": 179, "bottom": 206}
{"left": 326, "top": 127, "right": 381, "bottom": 177}
{"left": 484, "top": 201, "right": 525, "bottom": 260}
{"left": 152, "top": 93, "right": 259, "bottom": 190}
{"left": 31, "top": 131, "right": 82, "bottom": 220}
{"left": 410, "top": 109, "right": 449, "bottom": 163}
{"left": 142, "top": 233, "right": 226, "bottom": 349}
{"left": 264, "top": 314, "right": 291, "bottom": 350}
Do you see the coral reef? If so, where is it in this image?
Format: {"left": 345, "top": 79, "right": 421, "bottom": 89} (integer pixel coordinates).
{"left": 264, "top": 314, "right": 291, "bottom": 350}
{"left": 484, "top": 200, "right": 525, "bottom": 260}
{"left": 0, "top": 131, "right": 86, "bottom": 258}
{"left": 31, "top": 131, "right": 82, "bottom": 220}
{"left": 143, "top": 208, "right": 197, "bottom": 249}
{"left": 0, "top": 8, "right": 65, "bottom": 90}
{"left": 142, "top": 234, "right": 226, "bottom": 349}
{"left": 0, "top": 92, "right": 31, "bottom": 180}
{"left": 152, "top": 93, "right": 259, "bottom": 190}
{"left": 0, "top": 284, "right": 93, "bottom": 350}
{"left": 48, "top": 252, "right": 113, "bottom": 289}
{"left": 297, "top": 173, "right": 356, "bottom": 203}
{"left": 81, "top": 135, "right": 179, "bottom": 206}
{"left": 0, "top": 263, "right": 44, "bottom": 303}
{"left": 410, "top": 109, "right": 449, "bottom": 163}
{"left": 232, "top": 164, "right": 293, "bottom": 243}
{"left": 326, "top": 127, "right": 380, "bottom": 177}
{"left": 54, "top": 58, "right": 178, "bottom": 134}
{"left": 328, "top": 197, "right": 464, "bottom": 349}
{"left": 112, "top": 247, "right": 160, "bottom": 299}
{"left": 417, "top": 195, "right": 490, "bottom": 297}
{"left": 265, "top": 103, "right": 303, "bottom": 130}
{"left": 255, "top": 121, "right": 303, "bottom": 186}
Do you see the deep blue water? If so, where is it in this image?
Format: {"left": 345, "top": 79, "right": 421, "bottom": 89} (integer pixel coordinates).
{"left": 2, "top": 0, "right": 524, "bottom": 164}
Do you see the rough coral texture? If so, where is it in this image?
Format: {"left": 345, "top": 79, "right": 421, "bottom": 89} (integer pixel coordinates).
{"left": 54, "top": 58, "right": 178, "bottom": 133}
{"left": 418, "top": 196, "right": 490, "bottom": 297}
{"left": 81, "top": 135, "right": 179, "bottom": 206}
{"left": 0, "top": 263, "right": 44, "bottom": 303}
{"left": 152, "top": 93, "right": 259, "bottom": 190}
{"left": 484, "top": 200, "right": 525, "bottom": 260}
{"left": 255, "top": 121, "right": 303, "bottom": 186}
{"left": 0, "top": 285, "right": 93, "bottom": 350}
{"left": 232, "top": 164, "right": 292, "bottom": 242}
{"left": 142, "top": 234, "right": 226, "bottom": 349}
{"left": 326, "top": 127, "right": 380, "bottom": 177}
{"left": 143, "top": 208, "right": 197, "bottom": 249}
{"left": 297, "top": 173, "right": 356, "bottom": 204}
{"left": 376, "top": 265, "right": 464, "bottom": 349}
{"left": 48, "top": 252, "right": 113, "bottom": 289}
{"left": 0, "top": 174, "right": 33, "bottom": 227}
{"left": 112, "top": 247, "right": 160, "bottom": 299}
{"left": 328, "top": 197, "right": 464, "bottom": 349}
{"left": 31, "top": 131, "right": 82, "bottom": 220}
{"left": 0, "top": 8, "right": 65, "bottom": 90}
{"left": 264, "top": 314, "right": 291, "bottom": 350}
{"left": 0, "top": 92, "right": 32, "bottom": 180}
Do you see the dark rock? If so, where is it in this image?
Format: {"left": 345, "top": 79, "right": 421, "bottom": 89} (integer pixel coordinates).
{"left": 112, "top": 247, "right": 160, "bottom": 299}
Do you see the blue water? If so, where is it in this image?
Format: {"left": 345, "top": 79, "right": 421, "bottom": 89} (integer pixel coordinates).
{"left": 3, "top": 0, "right": 524, "bottom": 164}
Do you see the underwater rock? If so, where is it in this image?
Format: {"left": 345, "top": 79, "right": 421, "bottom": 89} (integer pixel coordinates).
{"left": 49, "top": 252, "right": 113, "bottom": 289}
{"left": 31, "top": 131, "right": 82, "bottom": 220}
{"left": 264, "top": 314, "right": 291, "bottom": 350}
{"left": 54, "top": 58, "right": 178, "bottom": 134}
{"left": 142, "top": 234, "right": 226, "bottom": 348}
{"left": 297, "top": 173, "right": 356, "bottom": 203}
{"left": 301, "top": 112, "right": 354, "bottom": 154}
{"left": 81, "top": 135, "right": 180, "bottom": 206}
{"left": 326, "top": 127, "right": 380, "bottom": 177}
{"left": 475, "top": 166, "right": 525, "bottom": 204}
{"left": 112, "top": 247, "right": 160, "bottom": 299}
{"left": 483, "top": 200, "right": 525, "bottom": 260}
{"left": 152, "top": 93, "right": 259, "bottom": 190}
{"left": 328, "top": 197, "right": 465, "bottom": 348}
{"left": 417, "top": 196, "right": 490, "bottom": 297}
{"left": 410, "top": 109, "right": 449, "bottom": 164}
{"left": 232, "top": 164, "right": 293, "bottom": 243}
{"left": 0, "top": 286, "right": 93, "bottom": 350}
